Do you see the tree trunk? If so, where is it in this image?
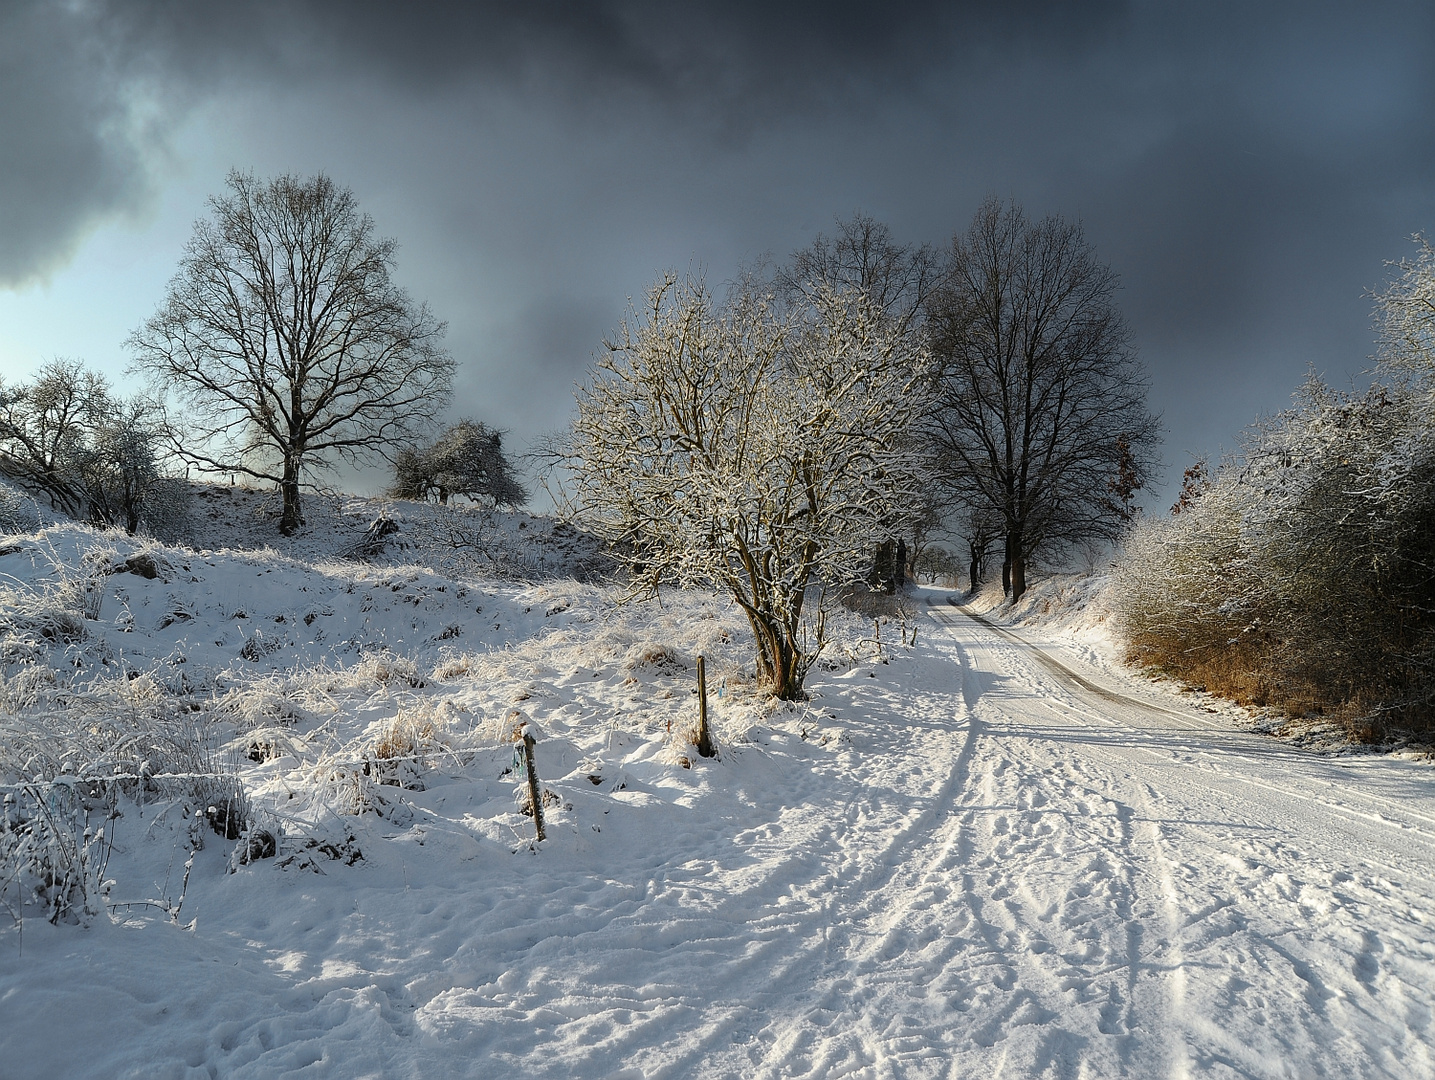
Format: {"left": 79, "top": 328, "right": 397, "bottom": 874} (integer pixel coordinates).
{"left": 1008, "top": 530, "right": 1027, "bottom": 601}
{"left": 279, "top": 458, "right": 304, "bottom": 536}
{"left": 869, "top": 539, "right": 897, "bottom": 594}
{"left": 969, "top": 555, "right": 980, "bottom": 592}
{"left": 770, "top": 641, "right": 808, "bottom": 701}
{"left": 743, "top": 607, "right": 808, "bottom": 701}
{"left": 895, "top": 539, "right": 907, "bottom": 590}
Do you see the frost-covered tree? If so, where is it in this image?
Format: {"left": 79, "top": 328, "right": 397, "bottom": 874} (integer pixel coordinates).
{"left": 0, "top": 360, "right": 175, "bottom": 535}
{"left": 927, "top": 198, "right": 1160, "bottom": 601}
{"left": 1116, "top": 373, "right": 1435, "bottom": 731}
{"left": 1374, "top": 233, "right": 1435, "bottom": 373}
{"left": 129, "top": 171, "right": 453, "bottom": 535}
{"left": 0, "top": 359, "right": 103, "bottom": 520}
{"left": 777, "top": 214, "right": 945, "bottom": 586}
{"left": 391, "top": 420, "right": 527, "bottom": 508}
{"left": 1118, "top": 239, "right": 1435, "bottom": 734}
{"left": 567, "top": 272, "right": 932, "bottom": 700}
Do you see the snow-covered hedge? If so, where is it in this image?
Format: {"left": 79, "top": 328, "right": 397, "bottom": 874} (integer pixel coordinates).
{"left": 1115, "top": 374, "right": 1435, "bottom": 736}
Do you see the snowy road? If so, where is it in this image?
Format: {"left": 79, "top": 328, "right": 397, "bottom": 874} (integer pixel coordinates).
{"left": 896, "top": 600, "right": 1435, "bottom": 1079}
{"left": 5, "top": 591, "right": 1434, "bottom": 1078}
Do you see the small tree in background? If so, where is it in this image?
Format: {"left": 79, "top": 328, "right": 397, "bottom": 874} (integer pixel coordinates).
{"left": 0, "top": 359, "right": 103, "bottom": 520}
{"left": 957, "top": 502, "right": 1003, "bottom": 593}
{"left": 0, "top": 360, "right": 177, "bottom": 535}
{"left": 391, "top": 419, "right": 527, "bottom": 508}
{"left": 567, "top": 272, "right": 932, "bottom": 700}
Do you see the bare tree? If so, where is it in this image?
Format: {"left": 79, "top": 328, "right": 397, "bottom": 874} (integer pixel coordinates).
{"left": 926, "top": 198, "right": 1160, "bottom": 601}
{"left": 128, "top": 171, "right": 453, "bottom": 534}
{"left": 391, "top": 419, "right": 527, "bottom": 508}
{"left": 955, "top": 500, "right": 1003, "bottom": 593}
{"left": 774, "top": 212, "right": 943, "bottom": 337}
{"left": 566, "top": 272, "right": 931, "bottom": 700}
{"left": 0, "top": 359, "right": 105, "bottom": 520}
{"left": 0, "top": 359, "right": 174, "bottom": 534}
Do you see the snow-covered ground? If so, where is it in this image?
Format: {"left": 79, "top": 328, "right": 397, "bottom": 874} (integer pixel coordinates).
{"left": 1, "top": 497, "right": 1433, "bottom": 1078}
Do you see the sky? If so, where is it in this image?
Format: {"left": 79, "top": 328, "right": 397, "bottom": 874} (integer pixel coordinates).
{"left": 2, "top": 0, "right": 1433, "bottom": 512}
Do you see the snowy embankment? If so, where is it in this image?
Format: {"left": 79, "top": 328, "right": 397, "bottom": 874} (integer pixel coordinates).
{"left": 2, "top": 506, "right": 1433, "bottom": 1078}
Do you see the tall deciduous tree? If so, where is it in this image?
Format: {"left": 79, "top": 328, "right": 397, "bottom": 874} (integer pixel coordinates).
{"left": 777, "top": 214, "right": 945, "bottom": 588}
{"left": 774, "top": 212, "right": 942, "bottom": 338}
{"left": 129, "top": 171, "right": 453, "bottom": 534}
{"left": 926, "top": 198, "right": 1159, "bottom": 600}
{"left": 567, "top": 272, "right": 931, "bottom": 700}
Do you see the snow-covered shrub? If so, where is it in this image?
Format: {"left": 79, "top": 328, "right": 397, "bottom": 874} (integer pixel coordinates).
{"left": 1115, "top": 374, "right": 1435, "bottom": 735}
{"left": 390, "top": 419, "right": 527, "bottom": 508}
{"left": 0, "top": 778, "right": 113, "bottom": 925}
{"left": 1114, "top": 465, "right": 1272, "bottom": 705}
{"left": 622, "top": 642, "right": 687, "bottom": 676}
{"left": 0, "top": 537, "right": 114, "bottom": 655}
{"left": 0, "top": 677, "right": 251, "bottom": 924}
{"left": 0, "top": 482, "right": 40, "bottom": 535}
{"left": 366, "top": 708, "right": 454, "bottom": 790}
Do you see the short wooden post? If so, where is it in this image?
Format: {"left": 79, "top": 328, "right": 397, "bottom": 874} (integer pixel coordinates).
{"left": 695, "top": 655, "right": 715, "bottom": 758}
{"left": 522, "top": 731, "right": 545, "bottom": 841}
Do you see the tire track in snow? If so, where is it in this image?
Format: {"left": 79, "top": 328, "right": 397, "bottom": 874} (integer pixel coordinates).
{"left": 936, "top": 599, "right": 1435, "bottom": 1079}
{"left": 942, "top": 599, "right": 1435, "bottom": 877}
{"left": 417, "top": 681, "right": 984, "bottom": 1080}
{"left": 933, "top": 608, "right": 1192, "bottom": 1077}
{"left": 952, "top": 599, "right": 1435, "bottom": 838}
{"left": 732, "top": 606, "right": 1194, "bottom": 1078}
{"left": 736, "top": 668, "right": 988, "bottom": 1079}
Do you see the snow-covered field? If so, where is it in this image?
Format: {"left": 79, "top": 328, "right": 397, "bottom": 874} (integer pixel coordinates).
{"left": 1, "top": 491, "right": 1433, "bottom": 1078}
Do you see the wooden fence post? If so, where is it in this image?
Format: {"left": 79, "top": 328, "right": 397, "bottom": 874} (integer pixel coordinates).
{"left": 522, "top": 731, "right": 545, "bottom": 842}
{"left": 695, "top": 655, "right": 715, "bottom": 758}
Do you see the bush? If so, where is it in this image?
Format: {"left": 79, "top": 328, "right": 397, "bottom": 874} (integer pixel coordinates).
{"left": 0, "top": 482, "right": 40, "bottom": 535}
{"left": 0, "top": 361, "right": 186, "bottom": 535}
{"left": 1114, "top": 375, "right": 1435, "bottom": 736}
{"left": 390, "top": 419, "right": 526, "bottom": 508}
{"left": 0, "top": 677, "right": 250, "bottom": 924}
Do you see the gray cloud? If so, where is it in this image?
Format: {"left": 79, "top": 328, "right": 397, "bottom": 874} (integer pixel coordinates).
{"left": 0, "top": 2, "right": 169, "bottom": 285}
{"left": 6, "top": 0, "right": 1435, "bottom": 505}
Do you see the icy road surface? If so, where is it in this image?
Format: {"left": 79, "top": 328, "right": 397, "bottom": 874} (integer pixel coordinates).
{"left": 4, "top": 593, "right": 1433, "bottom": 1079}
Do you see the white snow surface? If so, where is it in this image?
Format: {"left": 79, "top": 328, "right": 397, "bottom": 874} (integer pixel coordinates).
{"left": 1, "top": 498, "right": 1433, "bottom": 1079}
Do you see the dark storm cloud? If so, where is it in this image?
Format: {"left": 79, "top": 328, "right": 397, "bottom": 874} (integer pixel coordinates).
{"left": 7, "top": 0, "right": 1435, "bottom": 497}
{"left": 104, "top": 1, "right": 1125, "bottom": 108}
{"left": 0, "top": 2, "right": 166, "bottom": 285}
{"left": 1, "top": 0, "right": 1128, "bottom": 286}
